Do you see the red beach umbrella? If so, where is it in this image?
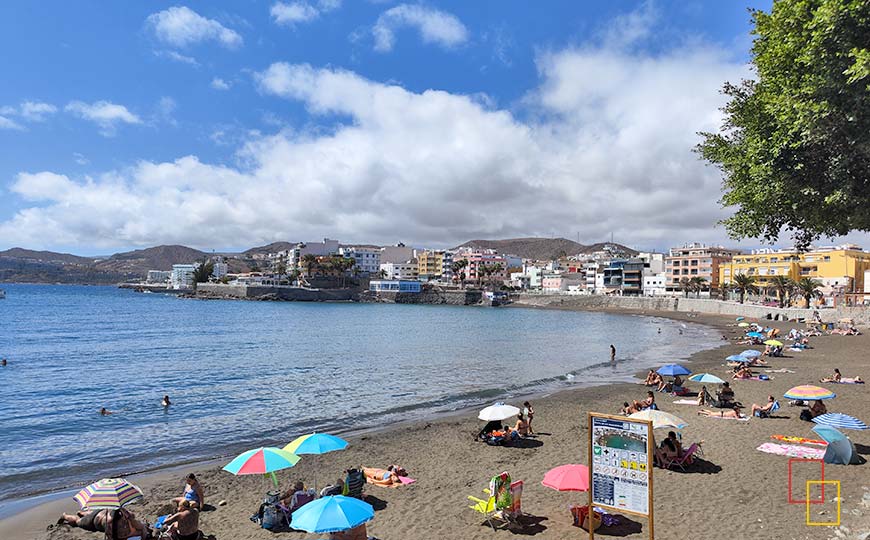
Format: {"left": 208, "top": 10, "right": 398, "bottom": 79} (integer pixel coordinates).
{"left": 542, "top": 464, "right": 590, "bottom": 492}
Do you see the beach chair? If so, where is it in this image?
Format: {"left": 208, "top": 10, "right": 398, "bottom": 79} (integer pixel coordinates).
{"left": 344, "top": 468, "right": 365, "bottom": 499}
{"left": 755, "top": 401, "right": 781, "bottom": 418}
{"left": 506, "top": 480, "right": 524, "bottom": 523}
{"left": 468, "top": 495, "right": 501, "bottom": 530}
{"left": 662, "top": 443, "right": 699, "bottom": 471}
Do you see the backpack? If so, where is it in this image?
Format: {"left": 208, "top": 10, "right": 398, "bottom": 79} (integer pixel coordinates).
{"left": 252, "top": 491, "right": 281, "bottom": 530}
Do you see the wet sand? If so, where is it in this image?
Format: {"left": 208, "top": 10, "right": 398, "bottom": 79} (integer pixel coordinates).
{"left": 3, "top": 310, "right": 868, "bottom": 540}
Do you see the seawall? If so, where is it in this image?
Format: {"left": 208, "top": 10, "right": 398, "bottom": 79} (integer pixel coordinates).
{"left": 513, "top": 294, "right": 870, "bottom": 326}
{"left": 360, "top": 289, "right": 483, "bottom": 305}
{"left": 195, "top": 283, "right": 356, "bottom": 301}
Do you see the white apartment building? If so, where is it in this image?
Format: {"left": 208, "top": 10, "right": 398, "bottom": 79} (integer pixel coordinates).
{"left": 582, "top": 262, "right": 599, "bottom": 292}
{"left": 170, "top": 264, "right": 197, "bottom": 289}
{"left": 288, "top": 238, "right": 341, "bottom": 269}
{"left": 339, "top": 246, "right": 381, "bottom": 274}
{"left": 380, "top": 260, "right": 418, "bottom": 280}
{"left": 212, "top": 257, "right": 228, "bottom": 279}
{"left": 643, "top": 273, "right": 667, "bottom": 296}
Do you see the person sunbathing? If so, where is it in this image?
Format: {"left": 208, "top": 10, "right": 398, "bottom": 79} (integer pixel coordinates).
{"left": 697, "top": 385, "right": 711, "bottom": 406}
{"left": 698, "top": 405, "right": 745, "bottom": 418}
{"left": 173, "top": 473, "right": 204, "bottom": 510}
{"left": 363, "top": 465, "right": 404, "bottom": 486}
{"left": 57, "top": 509, "right": 109, "bottom": 533}
{"left": 510, "top": 415, "right": 529, "bottom": 439}
{"left": 104, "top": 507, "right": 148, "bottom": 540}
{"left": 329, "top": 523, "right": 367, "bottom": 540}
{"left": 716, "top": 382, "right": 735, "bottom": 405}
{"left": 660, "top": 431, "right": 682, "bottom": 459}
{"left": 642, "top": 370, "right": 662, "bottom": 387}
{"left": 732, "top": 365, "right": 753, "bottom": 380}
{"left": 320, "top": 478, "right": 344, "bottom": 497}
{"left": 751, "top": 395, "right": 776, "bottom": 416}
{"left": 281, "top": 480, "right": 314, "bottom": 510}
{"left": 800, "top": 400, "right": 827, "bottom": 421}
{"left": 621, "top": 401, "right": 638, "bottom": 415}
{"left": 820, "top": 369, "right": 842, "bottom": 383}
{"left": 633, "top": 391, "right": 655, "bottom": 411}
{"left": 162, "top": 500, "right": 200, "bottom": 540}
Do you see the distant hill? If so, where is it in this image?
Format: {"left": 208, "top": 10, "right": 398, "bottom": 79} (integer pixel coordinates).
{"left": 243, "top": 241, "right": 297, "bottom": 256}
{"left": 0, "top": 248, "right": 96, "bottom": 266}
{"left": 453, "top": 238, "right": 637, "bottom": 260}
{"left": 95, "top": 245, "right": 207, "bottom": 274}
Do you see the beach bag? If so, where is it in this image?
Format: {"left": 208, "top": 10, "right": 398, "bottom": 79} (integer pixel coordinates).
{"left": 570, "top": 505, "right": 602, "bottom": 531}
{"left": 252, "top": 491, "right": 281, "bottom": 530}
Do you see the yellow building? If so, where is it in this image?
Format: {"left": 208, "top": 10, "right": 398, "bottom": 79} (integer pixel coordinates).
{"left": 417, "top": 250, "right": 444, "bottom": 278}
{"left": 719, "top": 244, "right": 870, "bottom": 304}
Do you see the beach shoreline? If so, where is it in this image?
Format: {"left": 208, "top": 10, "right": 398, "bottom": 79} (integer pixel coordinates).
{"left": 4, "top": 307, "right": 868, "bottom": 540}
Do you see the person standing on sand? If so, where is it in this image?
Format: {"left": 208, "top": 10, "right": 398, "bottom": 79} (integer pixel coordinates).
{"left": 522, "top": 401, "right": 535, "bottom": 434}
{"left": 610, "top": 344, "right": 616, "bottom": 363}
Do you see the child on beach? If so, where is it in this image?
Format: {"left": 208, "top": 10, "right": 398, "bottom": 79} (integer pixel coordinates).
{"left": 522, "top": 401, "right": 535, "bottom": 434}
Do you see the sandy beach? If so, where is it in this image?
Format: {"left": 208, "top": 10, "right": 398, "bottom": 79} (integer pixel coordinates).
{"left": 3, "top": 309, "right": 868, "bottom": 540}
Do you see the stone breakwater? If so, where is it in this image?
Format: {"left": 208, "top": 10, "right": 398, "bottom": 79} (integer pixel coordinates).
{"left": 514, "top": 293, "right": 870, "bottom": 326}
{"left": 358, "top": 288, "right": 483, "bottom": 305}
{"left": 194, "top": 283, "right": 357, "bottom": 301}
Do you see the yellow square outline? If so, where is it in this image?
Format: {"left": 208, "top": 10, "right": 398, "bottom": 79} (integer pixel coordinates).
{"left": 806, "top": 480, "right": 840, "bottom": 526}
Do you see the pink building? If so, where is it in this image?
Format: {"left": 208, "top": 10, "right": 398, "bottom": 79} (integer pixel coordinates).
{"left": 455, "top": 249, "right": 507, "bottom": 285}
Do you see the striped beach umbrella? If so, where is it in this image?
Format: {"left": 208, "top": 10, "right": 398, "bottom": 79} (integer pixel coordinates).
{"left": 812, "top": 413, "right": 868, "bottom": 430}
{"left": 223, "top": 447, "right": 300, "bottom": 475}
{"left": 784, "top": 385, "right": 836, "bottom": 401}
{"left": 73, "top": 478, "right": 143, "bottom": 510}
{"left": 740, "top": 350, "right": 762, "bottom": 358}
{"left": 688, "top": 373, "right": 725, "bottom": 384}
{"left": 284, "top": 433, "right": 348, "bottom": 455}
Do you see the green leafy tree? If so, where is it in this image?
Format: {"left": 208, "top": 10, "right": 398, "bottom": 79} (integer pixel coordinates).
{"left": 678, "top": 277, "right": 692, "bottom": 298}
{"left": 795, "top": 277, "right": 824, "bottom": 307}
{"left": 689, "top": 276, "right": 707, "bottom": 298}
{"left": 451, "top": 259, "right": 468, "bottom": 288}
{"left": 769, "top": 275, "right": 795, "bottom": 307}
{"left": 192, "top": 260, "right": 214, "bottom": 290}
{"left": 697, "top": 0, "right": 870, "bottom": 249}
{"left": 731, "top": 274, "right": 759, "bottom": 304}
{"left": 301, "top": 254, "right": 318, "bottom": 277}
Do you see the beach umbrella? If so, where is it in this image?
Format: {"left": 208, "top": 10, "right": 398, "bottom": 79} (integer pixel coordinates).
{"left": 764, "top": 340, "right": 783, "bottom": 347}
{"left": 73, "top": 478, "right": 143, "bottom": 510}
{"left": 290, "top": 495, "right": 374, "bottom": 534}
{"left": 811, "top": 425, "right": 861, "bottom": 465}
{"left": 726, "top": 355, "right": 751, "bottom": 363}
{"left": 735, "top": 317, "right": 745, "bottom": 321}
{"left": 284, "top": 433, "right": 348, "bottom": 491}
{"left": 223, "top": 447, "right": 300, "bottom": 486}
{"left": 738, "top": 322, "right": 750, "bottom": 327}
{"left": 284, "top": 433, "right": 348, "bottom": 455}
{"left": 656, "top": 364, "right": 691, "bottom": 377}
{"left": 746, "top": 332, "right": 765, "bottom": 338}
{"left": 812, "top": 413, "right": 868, "bottom": 431}
{"left": 629, "top": 410, "right": 687, "bottom": 430}
{"left": 478, "top": 402, "right": 520, "bottom": 422}
{"left": 542, "top": 464, "right": 590, "bottom": 492}
{"left": 740, "top": 350, "right": 762, "bottom": 358}
{"left": 784, "top": 385, "right": 836, "bottom": 401}
{"left": 688, "top": 373, "right": 725, "bottom": 384}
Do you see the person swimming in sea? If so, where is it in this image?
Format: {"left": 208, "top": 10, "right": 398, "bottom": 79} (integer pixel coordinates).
{"left": 162, "top": 395, "right": 172, "bottom": 407}
{"left": 100, "top": 407, "right": 112, "bottom": 416}
{"left": 1, "top": 358, "right": 7, "bottom": 366}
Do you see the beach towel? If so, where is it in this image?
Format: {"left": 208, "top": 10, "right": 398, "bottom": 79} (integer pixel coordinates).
{"left": 748, "top": 376, "right": 771, "bottom": 381}
{"left": 363, "top": 467, "right": 403, "bottom": 488}
{"left": 398, "top": 476, "right": 416, "bottom": 485}
{"left": 764, "top": 368, "right": 795, "bottom": 373}
{"left": 756, "top": 442, "right": 825, "bottom": 459}
{"left": 708, "top": 414, "right": 750, "bottom": 422}
{"left": 771, "top": 435, "right": 827, "bottom": 446}
{"left": 490, "top": 472, "right": 512, "bottom": 510}
{"left": 673, "top": 399, "right": 698, "bottom": 405}
{"left": 832, "top": 378, "right": 864, "bottom": 384}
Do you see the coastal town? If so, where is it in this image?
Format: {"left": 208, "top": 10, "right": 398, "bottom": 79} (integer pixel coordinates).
{"left": 146, "top": 238, "right": 870, "bottom": 308}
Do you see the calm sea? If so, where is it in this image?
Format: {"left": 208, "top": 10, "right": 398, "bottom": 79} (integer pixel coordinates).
{"left": 0, "top": 284, "right": 720, "bottom": 502}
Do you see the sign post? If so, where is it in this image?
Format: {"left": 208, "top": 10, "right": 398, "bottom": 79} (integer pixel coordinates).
{"left": 587, "top": 412, "right": 654, "bottom": 540}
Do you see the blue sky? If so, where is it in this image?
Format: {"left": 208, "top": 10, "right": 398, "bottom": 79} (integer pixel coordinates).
{"left": 6, "top": 0, "right": 863, "bottom": 255}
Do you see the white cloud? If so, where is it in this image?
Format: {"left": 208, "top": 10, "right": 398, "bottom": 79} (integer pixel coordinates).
{"left": 154, "top": 50, "right": 200, "bottom": 66}
{"left": 146, "top": 6, "right": 242, "bottom": 49}
{"left": 10, "top": 6, "right": 860, "bottom": 252}
{"left": 73, "top": 152, "right": 90, "bottom": 165}
{"left": 372, "top": 4, "right": 468, "bottom": 52}
{"left": 270, "top": 0, "right": 341, "bottom": 27}
{"left": 65, "top": 100, "right": 141, "bottom": 137}
{"left": 20, "top": 101, "right": 58, "bottom": 122}
{"left": 153, "top": 97, "right": 178, "bottom": 127}
{"left": 210, "top": 77, "right": 231, "bottom": 90}
{"left": 0, "top": 115, "right": 24, "bottom": 130}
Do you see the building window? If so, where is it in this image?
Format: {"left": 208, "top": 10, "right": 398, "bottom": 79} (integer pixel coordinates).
{"left": 691, "top": 260, "right": 698, "bottom": 266}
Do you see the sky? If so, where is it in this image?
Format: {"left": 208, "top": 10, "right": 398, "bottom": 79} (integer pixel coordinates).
{"left": 1, "top": 0, "right": 867, "bottom": 255}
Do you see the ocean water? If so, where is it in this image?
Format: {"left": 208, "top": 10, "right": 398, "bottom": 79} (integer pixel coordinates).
{"left": 0, "top": 284, "right": 720, "bottom": 502}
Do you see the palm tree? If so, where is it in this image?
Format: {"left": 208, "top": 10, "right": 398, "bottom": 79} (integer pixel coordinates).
{"left": 451, "top": 260, "right": 468, "bottom": 288}
{"left": 488, "top": 262, "right": 504, "bottom": 288}
{"left": 191, "top": 260, "right": 214, "bottom": 290}
{"left": 795, "top": 277, "right": 823, "bottom": 308}
{"left": 678, "top": 277, "right": 692, "bottom": 298}
{"left": 689, "top": 276, "right": 707, "bottom": 298}
{"left": 769, "top": 275, "right": 795, "bottom": 308}
{"left": 301, "top": 254, "right": 318, "bottom": 277}
{"left": 731, "top": 274, "right": 758, "bottom": 304}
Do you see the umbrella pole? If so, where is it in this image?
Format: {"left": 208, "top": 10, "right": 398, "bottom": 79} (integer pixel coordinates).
{"left": 271, "top": 472, "right": 278, "bottom": 488}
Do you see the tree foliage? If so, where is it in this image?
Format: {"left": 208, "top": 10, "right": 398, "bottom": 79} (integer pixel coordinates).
{"left": 731, "top": 274, "right": 759, "bottom": 304}
{"left": 698, "top": 0, "right": 870, "bottom": 249}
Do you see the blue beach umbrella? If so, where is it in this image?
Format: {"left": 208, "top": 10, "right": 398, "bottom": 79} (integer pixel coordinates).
{"left": 726, "top": 354, "right": 751, "bottom": 362}
{"left": 284, "top": 433, "right": 349, "bottom": 455}
{"left": 657, "top": 364, "right": 691, "bottom": 377}
{"left": 735, "top": 317, "right": 745, "bottom": 321}
{"left": 812, "top": 425, "right": 861, "bottom": 465}
{"left": 688, "top": 373, "right": 725, "bottom": 384}
{"left": 740, "top": 350, "right": 762, "bottom": 358}
{"left": 746, "top": 332, "right": 765, "bottom": 338}
{"left": 291, "top": 495, "right": 374, "bottom": 533}
{"left": 812, "top": 413, "right": 868, "bottom": 431}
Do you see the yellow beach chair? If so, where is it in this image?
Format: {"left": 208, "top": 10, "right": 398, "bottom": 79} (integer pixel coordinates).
{"left": 468, "top": 495, "right": 500, "bottom": 530}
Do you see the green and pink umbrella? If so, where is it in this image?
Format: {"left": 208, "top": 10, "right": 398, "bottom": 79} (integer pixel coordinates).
{"left": 223, "top": 447, "right": 300, "bottom": 486}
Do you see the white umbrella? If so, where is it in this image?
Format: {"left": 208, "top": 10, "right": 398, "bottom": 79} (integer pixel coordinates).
{"left": 629, "top": 410, "right": 688, "bottom": 430}
{"left": 478, "top": 402, "right": 521, "bottom": 421}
